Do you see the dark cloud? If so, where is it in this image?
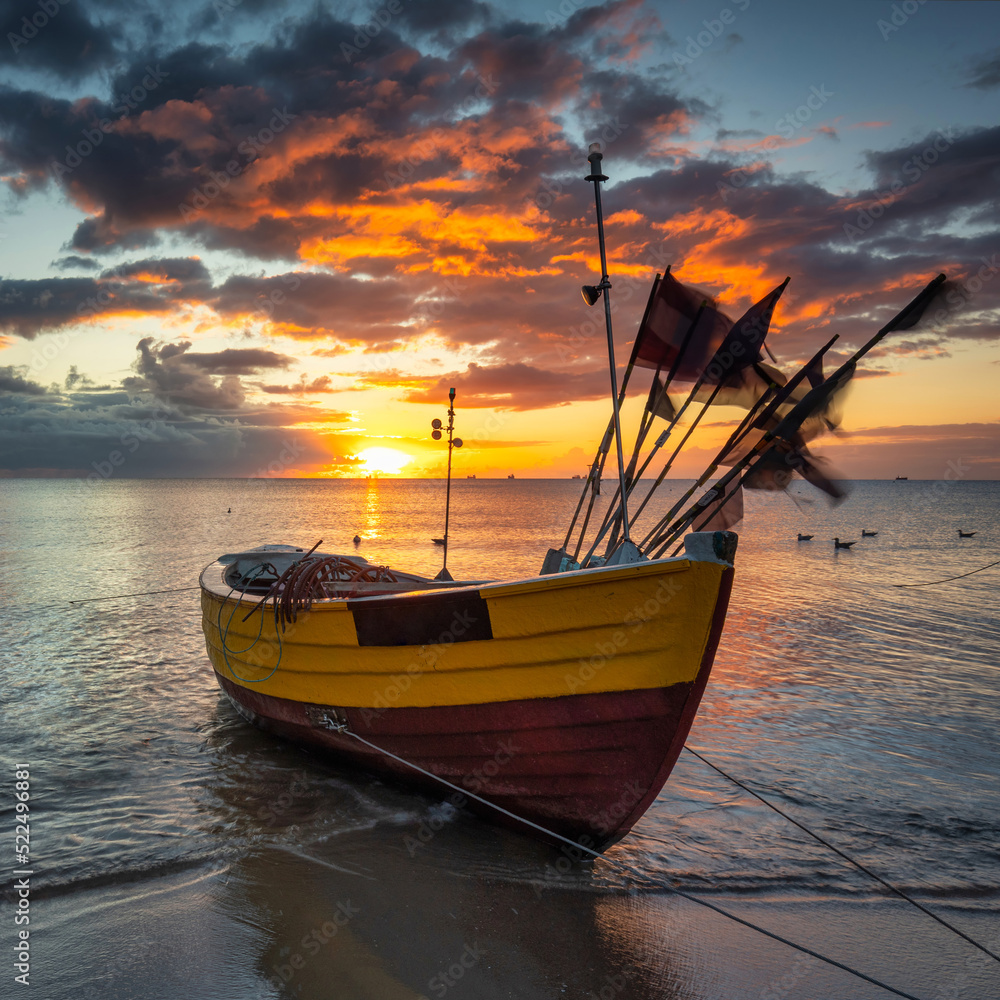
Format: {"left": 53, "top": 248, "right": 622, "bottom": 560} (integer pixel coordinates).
{"left": 0, "top": 383, "right": 339, "bottom": 478}
{"left": 1, "top": 0, "right": 119, "bottom": 79}
{"left": 0, "top": 365, "right": 46, "bottom": 394}
{"left": 0, "top": 334, "right": 356, "bottom": 477}
{"left": 965, "top": 48, "right": 1000, "bottom": 90}
{"left": 120, "top": 337, "right": 294, "bottom": 409}
{"left": 0, "top": 260, "right": 213, "bottom": 337}
{"left": 258, "top": 375, "right": 334, "bottom": 394}
{"left": 53, "top": 255, "right": 100, "bottom": 271}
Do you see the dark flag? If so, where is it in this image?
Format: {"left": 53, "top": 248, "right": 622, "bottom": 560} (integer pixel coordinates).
{"left": 697, "top": 484, "right": 745, "bottom": 531}
{"left": 699, "top": 277, "right": 790, "bottom": 386}
{"left": 743, "top": 439, "right": 847, "bottom": 501}
{"left": 633, "top": 272, "right": 732, "bottom": 381}
{"left": 642, "top": 277, "right": 790, "bottom": 422}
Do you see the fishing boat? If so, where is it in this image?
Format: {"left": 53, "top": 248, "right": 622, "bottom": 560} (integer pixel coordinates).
{"left": 199, "top": 532, "right": 735, "bottom": 849}
{"left": 198, "top": 143, "right": 946, "bottom": 851}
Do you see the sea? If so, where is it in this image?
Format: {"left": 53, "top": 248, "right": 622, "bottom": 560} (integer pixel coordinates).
{"left": 2, "top": 477, "right": 999, "bottom": 1000}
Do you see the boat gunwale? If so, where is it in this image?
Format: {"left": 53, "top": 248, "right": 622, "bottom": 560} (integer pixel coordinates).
{"left": 198, "top": 550, "right": 709, "bottom": 609}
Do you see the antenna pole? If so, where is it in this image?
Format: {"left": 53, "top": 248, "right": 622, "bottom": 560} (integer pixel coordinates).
{"left": 585, "top": 144, "right": 632, "bottom": 544}
{"left": 431, "top": 388, "right": 462, "bottom": 581}
{"left": 442, "top": 387, "right": 455, "bottom": 575}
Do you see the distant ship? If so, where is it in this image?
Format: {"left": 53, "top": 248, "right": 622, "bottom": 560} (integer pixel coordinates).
{"left": 466, "top": 474, "right": 476, "bottom": 479}
{"left": 571, "top": 474, "right": 582, "bottom": 479}
{"left": 894, "top": 475, "right": 908, "bottom": 480}
{"left": 507, "top": 474, "right": 515, "bottom": 479}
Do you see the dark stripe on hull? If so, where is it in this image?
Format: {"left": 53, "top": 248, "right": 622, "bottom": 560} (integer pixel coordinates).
{"left": 217, "top": 566, "right": 733, "bottom": 851}
{"left": 349, "top": 590, "right": 493, "bottom": 646}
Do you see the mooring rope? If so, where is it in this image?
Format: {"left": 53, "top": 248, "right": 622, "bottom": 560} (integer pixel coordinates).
{"left": 893, "top": 558, "right": 1000, "bottom": 588}
{"left": 68, "top": 586, "right": 201, "bottom": 604}
{"left": 339, "top": 728, "right": 929, "bottom": 1000}
{"left": 683, "top": 745, "right": 1000, "bottom": 964}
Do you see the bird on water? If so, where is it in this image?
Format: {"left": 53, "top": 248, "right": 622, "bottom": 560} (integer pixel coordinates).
{"left": 797, "top": 534, "right": 813, "bottom": 541}
{"left": 862, "top": 530, "right": 878, "bottom": 537}
{"left": 353, "top": 534, "right": 361, "bottom": 544}
{"left": 833, "top": 537, "right": 856, "bottom": 549}
{"left": 958, "top": 530, "right": 977, "bottom": 538}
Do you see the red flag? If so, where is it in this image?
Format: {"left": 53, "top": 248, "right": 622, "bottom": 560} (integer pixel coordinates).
{"left": 633, "top": 272, "right": 732, "bottom": 381}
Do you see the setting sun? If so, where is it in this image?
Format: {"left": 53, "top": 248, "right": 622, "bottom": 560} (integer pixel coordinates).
{"left": 356, "top": 447, "right": 413, "bottom": 476}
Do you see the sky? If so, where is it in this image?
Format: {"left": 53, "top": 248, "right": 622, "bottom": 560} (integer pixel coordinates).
{"left": 0, "top": 0, "right": 998, "bottom": 482}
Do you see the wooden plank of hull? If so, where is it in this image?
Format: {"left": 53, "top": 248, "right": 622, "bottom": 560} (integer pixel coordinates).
{"left": 212, "top": 567, "right": 733, "bottom": 850}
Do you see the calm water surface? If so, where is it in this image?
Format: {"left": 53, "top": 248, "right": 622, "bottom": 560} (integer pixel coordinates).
{"left": 2, "top": 477, "right": 999, "bottom": 999}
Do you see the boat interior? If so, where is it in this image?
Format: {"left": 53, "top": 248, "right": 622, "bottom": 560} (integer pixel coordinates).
{"left": 216, "top": 545, "right": 480, "bottom": 600}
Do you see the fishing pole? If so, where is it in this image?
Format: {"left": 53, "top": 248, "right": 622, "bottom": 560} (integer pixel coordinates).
{"left": 637, "top": 337, "right": 837, "bottom": 552}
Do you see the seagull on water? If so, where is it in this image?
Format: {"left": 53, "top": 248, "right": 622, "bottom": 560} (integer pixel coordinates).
{"left": 797, "top": 533, "right": 813, "bottom": 541}
{"left": 833, "top": 537, "right": 856, "bottom": 549}
{"left": 862, "top": 529, "right": 878, "bottom": 537}
{"left": 958, "top": 530, "right": 977, "bottom": 538}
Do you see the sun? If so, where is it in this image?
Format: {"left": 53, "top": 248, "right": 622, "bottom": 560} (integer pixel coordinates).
{"left": 356, "top": 447, "right": 413, "bottom": 475}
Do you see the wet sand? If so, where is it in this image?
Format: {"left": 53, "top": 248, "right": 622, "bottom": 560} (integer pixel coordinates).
{"left": 32, "top": 812, "right": 1000, "bottom": 1000}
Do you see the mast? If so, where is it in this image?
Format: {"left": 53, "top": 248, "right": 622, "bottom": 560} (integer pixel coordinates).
{"left": 583, "top": 143, "right": 639, "bottom": 563}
